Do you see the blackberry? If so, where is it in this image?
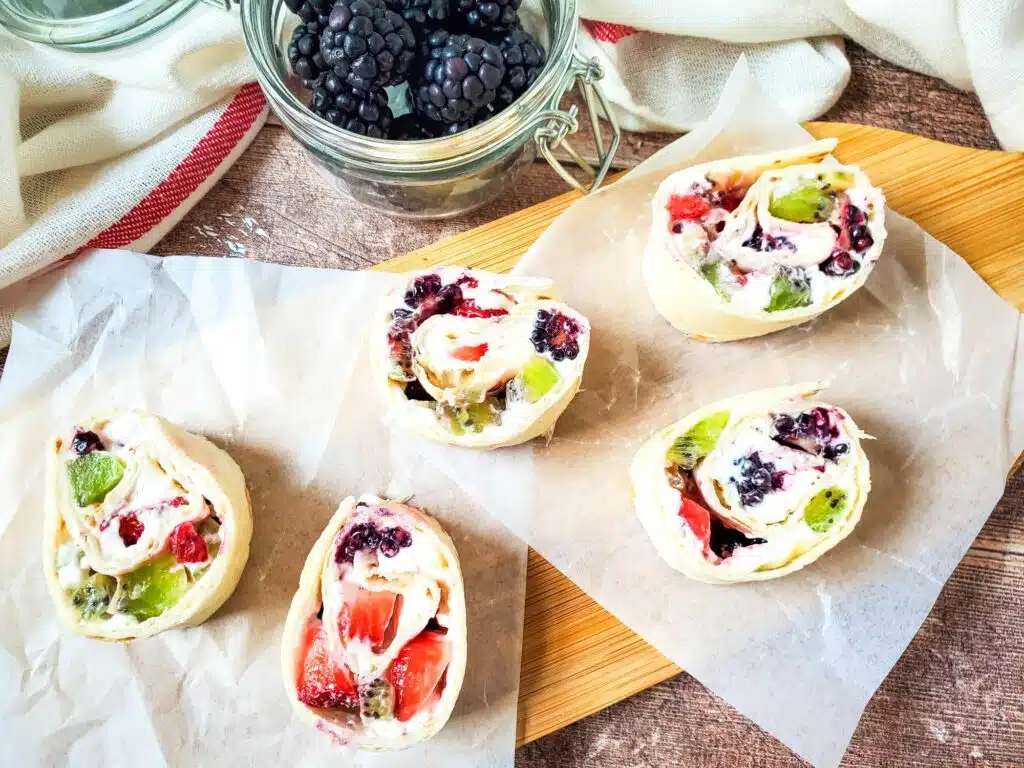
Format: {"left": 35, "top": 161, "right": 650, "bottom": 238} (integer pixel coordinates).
{"left": 709, "top": 517, "right": 767, "bottom": 559}
{"left": 310, "top": 77, "right": 394, "bottom": 138}
{"left": 453, "top": 0, "right": 520, "bottom": 32}
{"left": 413, "top": 30, "right": 505, "bottom": 124}
{"left": 285, "top": 0, "right": 332, "bottom": 25}
{"left": 772, "top": 408, "right": 845, "bottom": 458}
{"left": 379, "top": 526, "right": 413, "bottom": 557}
{"left": 733, "top": 452, "right": 785, "bottom": 507}
{"left": 389, "top": 112, "right": 441, "bottom": 140}
{"left": 320, "top": 0, "right": 417, "bottom": 91}
{"left": 385, "top": 0, "right": 451, "bottom": 27}
{"left": 820, "top": 250, "right": 860, "bottom": 277}
{"left": 287, "top": 22, "right": 328, "bottom": 84}
{"left": 71, "top": 429, "right": 103, "bottom": 455}
{"left": 742, "top": 223, "right": 796, "bottom": 253}
{"left": 404, "top": 272, "right": 463, "bottom": 315}
{"left": 531, "top": 310, "right": 581, "bottom": 362}
{"left": 495, "top": 29, "right": 545, "bottom": 107}
{"left": 336, "top": 522, "right": 382, "bottom": 564}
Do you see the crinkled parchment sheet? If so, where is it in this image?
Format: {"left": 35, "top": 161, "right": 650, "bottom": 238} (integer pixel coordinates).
{"left": 410, "top": 61, "right": 1024, "bottom": 766}
{"left": 0, "top": 255, "right": 525, "bottom": 767}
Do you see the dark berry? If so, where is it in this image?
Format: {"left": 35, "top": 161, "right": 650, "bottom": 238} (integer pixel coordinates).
{"left": 709, "top": 516, "right": 767, "bottom": 559}
{"left": 71, "top": 429, "right": 103, "bottom": 455}
{"left": 403, "top": 379, "right": 434, "bottom": 401}
{"left": 733, "top": 452, "right": 786, "bottom": 507}
{"left": 378, "top": 526, "right": 412, "bottom": 557}
{"left": 822, "top": 442, "right": 850, "bottom": 462}
{"left": 531, "top": 310, "right": 582, "bottom": 361}
{"left": 772, "top": 408, "right": 844, "bottom": 458}
{"left": 850, "top": 225, "right": 873, "bottom": 253}
{"left": 320, "top": 0, "right": 417, "bottom": 90}
{"left": 336, "top": 523, "right": 382, "bottom": 564}
{"left": 494, "top": 29, "right": 545, "bottom": 107}
{"left": 820, "top": 250, "right": 860, "bottom": 277}
{"left": 389, "top": 112, "right": 441, "bottom": 140}
{"left": 452, "top": 0, "right": 520, "bottom": 32}
{"left": 742, "top": 224, "right": 796, "bottom": 253}
{"left": 413, "top": 31, "right": 505, "bottom": 124}
{"left": 386, "top": 0, "right": 450, "bottom": 27}
{"left": 404, "top": 273, "right": 442, "bottom": 306}
{"left": 288, "top": 22, "right": 329, "bottom": 84}
{"left": 291, "top": 0, "right": 332, "bottom": 24}
{"left": 309, "top": 79, "right": 393, "bottom": 138}
{"left": 404, "top": 273, "right": 463, "bottom": 316}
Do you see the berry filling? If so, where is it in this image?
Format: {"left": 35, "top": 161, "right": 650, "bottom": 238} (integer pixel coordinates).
{"left": 168, "top": 521, "right": 210, "bottom": 564}
{"left": 669, "top": 466, "right": 766, "bottom": 562}
{"left": 297, "top": 618, "right": 360, "bottom": 710}
{"left": 117, "top": 512, "right": 144, "bottom": 547}
{"left": 741, "top": 224, "right": 796, "bottom": 253}
{"left": 71, "top": 429, "right": 104, "bottom": 455}
{"left": 820, "top": 250, "right": 860, "bottom": 277}
{"left": 771, "top": 408, "right": 848, "bottom": 461}
{"left": 530, "top": 310, "right": 581, "bottom": 362}
{"left": 390, "top": 630, "right": 451, "bottom": 722}
{"left": 731, "top": 452, "right": 787, "bottom": 507}
{"left": 450, "top": 300, "right": 508, "bottom": 318}
{"left": 336, "top": 522, "right": 414, "bottom": 565}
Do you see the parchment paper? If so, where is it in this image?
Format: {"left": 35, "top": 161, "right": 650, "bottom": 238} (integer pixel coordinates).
{"left": 410, "top": 61, "right": 1024, "bottom": 766}
{"left": 0, "top": 254, "right": 525, "bottom": 767}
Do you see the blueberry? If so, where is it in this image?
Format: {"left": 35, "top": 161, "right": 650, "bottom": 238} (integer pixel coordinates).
{"left": 71, "top": 430, "right": 103, "bottom": 455}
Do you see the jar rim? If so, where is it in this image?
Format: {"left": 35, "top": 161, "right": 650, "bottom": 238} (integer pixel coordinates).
{"left": 0, "top": 0, "right": 197, "bottom": 50}
{"left": 239, "top": 0, "right": 579, "bottom": 174}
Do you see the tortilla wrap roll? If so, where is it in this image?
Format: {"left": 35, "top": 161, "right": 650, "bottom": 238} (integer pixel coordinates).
{"left": 282, "top": 495, "right": 466, "bottom": 751}
{"left": 644, "top": 139, "right": 887, "bottom": 342}
{"left": 631, "top": 383, "right": 871, "bottom": 584}
{"left": 43, "top": 410, "right": 252, "bottom": 640}
{"left": 375, "top": 267, "right": 591, "bottom": 449}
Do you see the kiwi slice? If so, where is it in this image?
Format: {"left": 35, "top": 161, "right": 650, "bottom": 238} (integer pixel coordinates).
{"left": 765, "top": 270, "right": 813, "bottom": 313}
{"left": 518, "top": 356, "right": 560, "bottom": 403}
{"left": 768, "top": 184, "right": 835, "bottom": 224}
{"left": 117, "top": 553, "right": 190, "bottom": 622}
{"left": 66, "top": 452, "right": 125, "bottom": 507}
{"left": 804, "top": 486, "right": 849, "bottom": 533}
{"left": 666, "top": 411, "right": 730, "bottom": 470}
{"left": 70, "top": 573, "right": 117, "bottom": 619}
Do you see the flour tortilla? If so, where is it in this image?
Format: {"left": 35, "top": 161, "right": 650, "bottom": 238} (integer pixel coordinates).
{"left": 281, "top": 496, "right": 467, "bottom": 751}
{"left": 631, "top": 383, "right": 871, "bottom": 584}
{"left": 43, "top": 410, "right": 252, "bottom": 640}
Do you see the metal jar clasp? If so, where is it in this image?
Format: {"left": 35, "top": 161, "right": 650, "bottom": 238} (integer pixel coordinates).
{"left": 534, "top": 52, "right": 621, "bottom": 194}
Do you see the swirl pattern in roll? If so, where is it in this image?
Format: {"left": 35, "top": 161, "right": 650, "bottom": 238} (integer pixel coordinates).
{"left": 43, "top": 411, "right": 252, "bottom": 640}
{"left": 375, "top": 267, "right": 591, "bottom": 448}
{"left": 281, "top": 496, "right": 466, "bottom": 750}
{"left": 631, "top": 384, "right": 871, "bottom": 583}
{"left": 644, "top": 138, "right": 887, "bottom": 341}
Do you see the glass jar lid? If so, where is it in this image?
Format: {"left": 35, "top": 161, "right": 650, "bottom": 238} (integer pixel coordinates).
{"left": 0, "top": 0, "right": 227, "bottom": 51}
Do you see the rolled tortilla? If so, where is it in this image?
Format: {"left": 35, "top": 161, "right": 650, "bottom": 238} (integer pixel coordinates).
{"left": 282, "top": 496, "right": 466, "bottom": 751}
{"left": 374, "top": 267, "right": 591, "bottom": 449}
{"left": 631, "top": 383, "right": 870, "bottom": 584}
{"left": 43, "top": 410, "right": 252, "bottom": 640}
{"left": 644, "top": 139, "right": 887, "bottom": 342}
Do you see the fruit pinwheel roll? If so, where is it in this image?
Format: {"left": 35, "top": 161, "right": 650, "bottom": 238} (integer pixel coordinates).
{"left": 376, "top": 267, "right": 591, "bottom": 449}
{"left": 631, "top": 384, "right": 870, "bottom": 584}
{"left": 43, "top": 411, "right": 252, "bottom": 640}
{"left": 282, "top": 496, "right": 466, "bottom": 751}
{"left": 644, "top": 139, "right": 887, "bottom": 342}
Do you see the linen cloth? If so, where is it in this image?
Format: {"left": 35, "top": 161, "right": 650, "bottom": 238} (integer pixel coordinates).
{"left": 578, "top": 0, "right": 1024, "bottom": 150}
{"left": 0, "top": 6, "right": 265, "bottom": 343}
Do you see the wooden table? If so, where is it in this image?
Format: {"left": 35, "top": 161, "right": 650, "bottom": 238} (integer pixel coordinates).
{"left": 154, "top": 44, "right": 1023, "bottom": 767}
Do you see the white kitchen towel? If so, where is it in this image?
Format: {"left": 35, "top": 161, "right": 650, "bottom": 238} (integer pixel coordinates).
{"left": 578, "top": 0, "right": 1024, "bottom": 150}
{"left": 0, "top": 6, "right": 266, "bottom": 344}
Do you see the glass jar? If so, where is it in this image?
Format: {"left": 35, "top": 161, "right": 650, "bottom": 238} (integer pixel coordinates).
{"left": 0, "top": 0, "right": 231, "bottom": 51}
{"left": 240, "top": 0, "right": 620, "bottom": 218}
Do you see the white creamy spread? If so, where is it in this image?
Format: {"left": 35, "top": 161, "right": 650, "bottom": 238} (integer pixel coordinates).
{"left": 61, "top": 412, "right": 208, "bottom": 575}
{"left": 695, "top": 412, "right": 856, "bottom": 541}
{"left": 411, "top": 310, "right": 535, "bottom": 406}
{"left": 668, "top": 162, "right": 881, "bottom": 311}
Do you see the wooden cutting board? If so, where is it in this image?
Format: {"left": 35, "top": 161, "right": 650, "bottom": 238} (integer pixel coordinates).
{"left": 372, "top": 123, "right": 1024, "bottom": 745}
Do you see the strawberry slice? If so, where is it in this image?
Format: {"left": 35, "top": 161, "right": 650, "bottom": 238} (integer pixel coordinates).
{"left": 297, "top": 618, "right": 358, "bottom": 710}
{"left": 168, "top": 521, "right": 209, "bottom": 563}
{"left": 667, "top": 193, "right": 712, "bottom": 223}
{"left": 452, "top": 343, "right": 488, "bottom": 362}
{"left": 390, "top": 630, "right": 451, "bottom": 722}
{"left": 338, "top": 583, "right": 400, "bottom": 652}
{"left": 679, "top": 497, "right": 712, "bottom": 556}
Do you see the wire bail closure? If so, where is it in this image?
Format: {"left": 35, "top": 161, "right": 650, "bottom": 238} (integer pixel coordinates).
{"left": 534, "top": 52, "right": 620, "bottom": 194}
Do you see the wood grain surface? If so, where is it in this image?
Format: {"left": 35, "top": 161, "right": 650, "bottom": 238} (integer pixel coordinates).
{"left": 149, "top": 48, "right": 1024, "bottom": 768}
